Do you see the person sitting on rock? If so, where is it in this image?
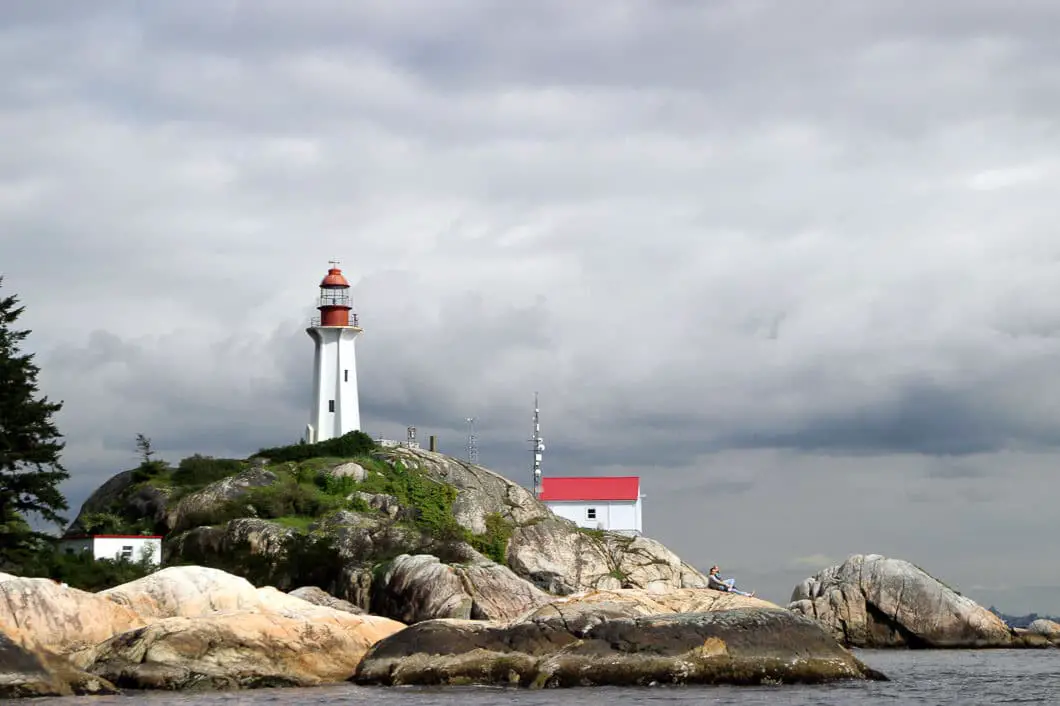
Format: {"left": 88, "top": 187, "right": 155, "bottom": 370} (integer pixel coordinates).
{"left": 708, "top": 565, "right": 754, "bottom": 597}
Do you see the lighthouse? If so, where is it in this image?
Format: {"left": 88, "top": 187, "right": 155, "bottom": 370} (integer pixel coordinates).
{"left": 305, "top": 261, "right": 362, "bottom": 444}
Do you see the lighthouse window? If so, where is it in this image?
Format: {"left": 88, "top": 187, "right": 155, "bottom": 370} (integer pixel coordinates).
{"left": 328, "top": 400, "right": 335, "bottom": 413}
{"left": 344, "top": 370, "right": 348, "bottom": 382}
{"left": 586, "top": 508, "right": 597, "bottom": 520}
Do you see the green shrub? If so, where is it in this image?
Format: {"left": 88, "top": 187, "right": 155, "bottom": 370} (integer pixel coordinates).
{"left": 257, "top": 430, "right": 375, "bottom": 464}
{"left": 131, "top": 460, "right": 169, "bottom": 484}
{"left": 172, "top": 455, "right": 244, "bottom": 488}
{"left": 241, "top": 479, "right": 341, "bottom": 519}
{"left": 17, "top": 541, "right": 157, "bottom": 591}
{"left": 347, "top": 494, "right": 371, "bottom": 512}
{"left": 317, "top": 473, "right": 358, "bottom": 497}
{"left": 79, "top": 511, "right": 154, "bottom": 536}
{"left": 467, "top": 513, "right": 513, "bottom": 564}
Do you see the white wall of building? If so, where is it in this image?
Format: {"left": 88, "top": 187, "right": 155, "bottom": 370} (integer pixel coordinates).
{"left": 306, "top": 326, "right": 361, "bottom": 443}
{"left": 60, "top": 536, "right": 162, "bottom": 566}
{"left": 544, "top": 499, "right": 641, "bottom": 534}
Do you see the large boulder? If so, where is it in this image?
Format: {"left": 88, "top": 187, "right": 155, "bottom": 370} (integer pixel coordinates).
{"left": 507, "top": 519, "right": 620, "bottom": 594}
{"left": 70, "top": 607, "right": 405, "bottom": 690}
{"left": 0, "top": 630, "right": 117, "bottom": 698}
{"left": 288, "top": 586, "right": 364, "bottom": 615}
{"left": 354, "top": 608, "right": 887, "bottom": 687}
{"left": 604, "top": 534, "right": 711, "bottom": 592}
{"left": 788, "top": 554, "right": 1015, "bottom": 648}
{"left": 99, "top": 565, "right": 319, "bottom": 619}
{"left": 0, "top": 576, "right": 145, "bottom": 654}
{"left": 372, "top": 553, "right": 552, "bottom": 622}
{"left": 1026, "top": 619, "right": 1060, "bottom": 645}
{"left": 507, "top": 519, "right": 710, "bottom": 595}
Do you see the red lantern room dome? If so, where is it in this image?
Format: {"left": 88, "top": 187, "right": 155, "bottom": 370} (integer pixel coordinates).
{"left": 311, "top": 261, "right": 359, "bottom": 328}
{"left": 320, "top": 267, "right": 350, "bottom": 289}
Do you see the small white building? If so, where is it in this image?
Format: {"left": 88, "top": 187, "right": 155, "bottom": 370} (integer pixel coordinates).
{"left": 539, "top": 476, "right": 642, "bottom": 536}
{"left": 58, "top": 535, "right": 163, "bottom": 566}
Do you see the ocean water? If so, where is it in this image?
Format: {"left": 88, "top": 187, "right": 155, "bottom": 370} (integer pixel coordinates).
{"left": 25, "top": 650, "right": 1059, "bottom": 705}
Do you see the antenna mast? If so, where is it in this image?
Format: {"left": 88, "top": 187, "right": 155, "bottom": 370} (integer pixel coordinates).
{"left": 530, "top": 392, "right": 544, "bottom": 496}
{"left": 465, "top": 417, "right": 479, "bottom": 464}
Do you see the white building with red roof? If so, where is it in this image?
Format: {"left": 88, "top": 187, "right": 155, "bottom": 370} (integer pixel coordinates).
{"left": 538, "top": 476, "right": 642, "bottom": 536}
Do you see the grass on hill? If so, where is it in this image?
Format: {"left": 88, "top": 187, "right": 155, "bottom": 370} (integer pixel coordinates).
{"left": 80, "top": 430, "right": 517, "bottom": 568}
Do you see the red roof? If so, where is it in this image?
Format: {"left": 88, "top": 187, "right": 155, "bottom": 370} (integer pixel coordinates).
{"left": 320, "top": 267, "right": 350, "bottom": 288}
{"left": 538, "top": 476, "right": 640, "bottom": 502}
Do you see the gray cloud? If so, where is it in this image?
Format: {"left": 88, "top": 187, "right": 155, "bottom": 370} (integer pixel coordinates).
{"left": 3, "top": 0, "right": 1060, "bottom": 613}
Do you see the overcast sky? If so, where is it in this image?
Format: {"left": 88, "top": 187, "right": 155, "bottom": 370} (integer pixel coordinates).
{"left": 3, "top": 0, "right": 1059, "bottom": 614}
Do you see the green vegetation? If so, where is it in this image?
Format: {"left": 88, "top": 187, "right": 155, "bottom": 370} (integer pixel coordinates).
{"left": 16, "top": 537, "right": 157, "bottom": 591}
{"left": 257, "top": 430, "right": 375, "bottom": 463}
{"left": 578, "top": 527, "right": 608, "bottom": 542}
{"left": 0, "top": 278, "right": 71, "bottom": 572}
{"left": 130, "top": 433, "right": 170, "bottom": 483}
{"left": 171, "top": 454, "right": 244, "bottom": 490}
{"left": 467, "top": 512, "right": 513, "bottom": 565}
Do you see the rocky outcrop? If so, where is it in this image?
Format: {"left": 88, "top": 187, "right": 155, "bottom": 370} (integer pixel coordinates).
{"left": 0, "top": 576, "right": 145, "bottom": 653}
{"left": 162, "top": 518, "right": 296, "bottom": 582}
{"left": 372, "top": 554, "right": 552, "bottom": 623}
{"left": 1, "top": 565, "right": 406, "bottom": 694}
{"left": 354, "top": 607, "right": 887, "bottom": 687}
{"left": 71, "top": 605, "right": 403, "bottom": 690}
{"left": 64, "top": 469, "right": 172, "bottom": 536}
{"left": 507, "top": 519, "right": 620, "bottom": 594}
{"left": 99, "top": 565, "right": 310, "bottom": 619}
{"left": 289, "top": 586, "right": 364, "bottom": 614}
{"left": 376, "top": 447, "right": 549, "bottom": 533}
{"left": 1026, "top": 619, "right": 1060, "bottom": 645}
{"left": 0, "top": 630, "right": 117, "bottom": 698}
{"left": 167, "top": 467, "right": 279, "bottom": 532}
{"left": 507, "top": 519, "right": 710, "bottom": 595}
{"left": 81, "top": 446, "right": 722, "bottom": 627}
{"left": 788, "top": 554, "right": 1015, "bottom": 648}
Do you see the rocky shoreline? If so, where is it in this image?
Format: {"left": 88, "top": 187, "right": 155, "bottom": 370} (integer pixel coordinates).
{"left": 1, "top": 565, "right": 887, "bottom": 697}
{"left": 3, "top": 447, "right": 1055, "bottom": 697}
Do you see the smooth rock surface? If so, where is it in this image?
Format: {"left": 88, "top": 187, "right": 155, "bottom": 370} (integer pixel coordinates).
{"left": 789, "top": 554, "right": 1015, "bottom": 648}
{"left": 354, "top": 608, "right": 887, "bottom": 687}
{"left": 100, "top": 565, "right": 303, "bottom": 619}
{"left": 288, "top": 586, "right": 364, "bottom": 614}
{"left": 1027, "top": 619, "right": 1060, "bottom": 644}
{"left": 371, "top": 554, "right": 551, "bottom": 623}
{"left": 72, "top": 608, "right": 405, "bottom": 691}
{"left": 329, "top": 462, "right": 366, "bottom": 481}
{"left": 0, "top": 576, "right": 145, "bottom": 654}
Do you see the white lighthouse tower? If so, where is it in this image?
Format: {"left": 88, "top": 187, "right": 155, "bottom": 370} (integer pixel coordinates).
{"left": 305, "top": 261, "right": 362, "bottom": 444}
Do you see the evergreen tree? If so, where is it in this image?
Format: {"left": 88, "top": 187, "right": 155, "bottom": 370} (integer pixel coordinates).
{"left": 0, "top": 277, "right": 69, "bottom": 568}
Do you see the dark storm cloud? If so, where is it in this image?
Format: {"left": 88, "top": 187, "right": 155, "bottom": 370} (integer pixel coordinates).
{"left": 3, "top": 0, "right": 1060, "bottom": 612}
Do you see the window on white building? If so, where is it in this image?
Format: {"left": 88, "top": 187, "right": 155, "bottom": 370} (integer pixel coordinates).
{"left": 344, "top": 369, "right": 349, "bottom": 382}
{"left": 120, "top": 545, "right": 134, "bottom": 560}
{"left": 328, "top": 400, "right": 335, "bottom": 412}
{"left": 586, "top": 508, "right": 597, "bottom": 520}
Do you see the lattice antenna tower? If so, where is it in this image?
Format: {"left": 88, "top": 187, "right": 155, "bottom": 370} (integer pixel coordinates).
{"left": 530, "top": 392, "right": 544, "bottom": 497}
{"left": 465, "top": 417, "right": 479, "bottom": 465}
